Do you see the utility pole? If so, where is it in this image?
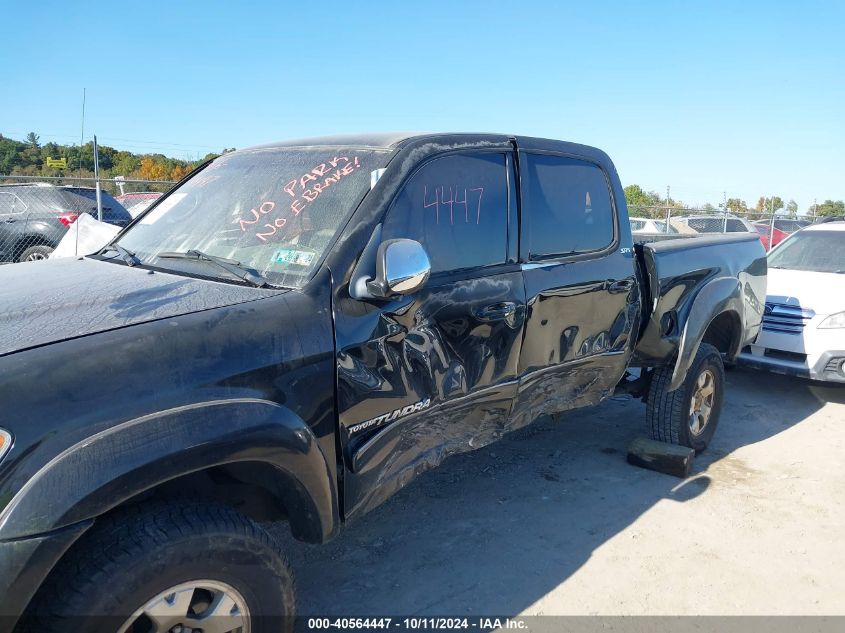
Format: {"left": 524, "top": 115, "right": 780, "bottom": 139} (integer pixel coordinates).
{"left": 768, "top": 195, "right": 776, "bottom": 252}
{"left": 93, "top": 135, "right": 103, "bottom": 222}
{"left": 665, "top": 185, "right": 671, "bottom": 232}
{"left": 722, "top": 191, "right": 728, "bottom": 232}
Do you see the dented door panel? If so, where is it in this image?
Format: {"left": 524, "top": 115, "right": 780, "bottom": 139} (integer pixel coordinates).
{"left": 335, "top": 270, "right": 526, "bottom": 519}
{"left": 512, "top": 252, "right": 640, "bottom": 426}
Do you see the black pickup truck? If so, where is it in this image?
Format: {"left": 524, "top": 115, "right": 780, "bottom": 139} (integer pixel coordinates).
{"left": 0, "top": 133, "right": 765, "bottom": 632}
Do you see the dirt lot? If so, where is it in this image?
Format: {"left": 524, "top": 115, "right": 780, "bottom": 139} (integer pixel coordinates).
{"left": 274, "top": 368, "right": 845, "bottom": 617}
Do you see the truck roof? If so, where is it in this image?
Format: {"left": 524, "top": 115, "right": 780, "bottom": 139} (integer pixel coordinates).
{"left": 238, "top": 133, "right": 617, "bottom": 178}
{"left": 241, "top": 133, "right": 610, "bottom": 161}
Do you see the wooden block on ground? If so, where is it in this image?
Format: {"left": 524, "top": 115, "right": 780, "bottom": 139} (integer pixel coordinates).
{"left": 627, "top": 437, "right": 694, "bottom": 478}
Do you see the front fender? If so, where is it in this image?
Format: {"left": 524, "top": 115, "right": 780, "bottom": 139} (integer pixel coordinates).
{"left": 0, "top": 398, "right": 338, "bottom": 543}
{"left": 669, "top": 276, "right": 743, "bottom": 391}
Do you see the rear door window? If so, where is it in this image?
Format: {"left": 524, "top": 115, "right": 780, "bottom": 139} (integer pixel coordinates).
{"left": 521, "top": 154, "right": 615, "bottom": 259}
{"left": 61, "top": 188, "right": 125, "bottom": 212}
{"left": 382, "top": 153, "right": 510, "bottom": 274}
{"left": 0, "top": 192, "right": 26, "bottom": 215}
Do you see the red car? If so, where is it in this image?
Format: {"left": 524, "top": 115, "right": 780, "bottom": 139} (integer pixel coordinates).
{"left": 115, "top": 191, "right": 162, "bottom": 218}
{"left": 753, "top": 222, "right": 789, "bottom": 250}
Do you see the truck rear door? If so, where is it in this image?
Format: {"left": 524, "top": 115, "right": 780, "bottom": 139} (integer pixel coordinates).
{"left": 511, "top": 148, "right": 641, "bottom": 427}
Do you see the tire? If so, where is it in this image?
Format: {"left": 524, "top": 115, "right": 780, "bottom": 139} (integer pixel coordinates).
{"left": 646, "top": 342, "right": 725, "bottom": 452}
{"left": 24, "top": 501, "right": 296, "bottom": 633}
{"left": 18, "top": 245, "right": 54, "bottom": 262}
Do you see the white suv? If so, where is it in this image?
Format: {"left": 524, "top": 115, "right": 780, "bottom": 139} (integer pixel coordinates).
{"left": 738, "top": 222, "right": 845, "bottom": 383}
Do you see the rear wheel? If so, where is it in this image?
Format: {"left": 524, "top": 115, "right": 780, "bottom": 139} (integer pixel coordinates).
{"left": 18, "top": 244, "right": 53, "bottom": 262}
{"left": 646, "top": 342, "right": 725, "bottom": 452}
{"left": 25, "top": 501, "right": 296, "bottom": 633}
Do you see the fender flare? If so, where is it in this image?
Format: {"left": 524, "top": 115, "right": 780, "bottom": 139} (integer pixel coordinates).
{"left": 0, "top": 398, "right": 339, "bottom": 543}
{"left": 669, "top": 276, "right": 744, "bottom": 391}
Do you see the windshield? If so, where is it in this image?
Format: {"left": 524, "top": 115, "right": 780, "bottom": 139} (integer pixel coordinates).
{"left": 768, "top": 230, "right": 844, "bottom": 273}
{"left": 116, "top": 147, "right": 391, "bottom": 287}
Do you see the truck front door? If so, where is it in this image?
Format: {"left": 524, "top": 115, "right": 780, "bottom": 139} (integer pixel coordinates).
{"left": 511, "top": 150, "right": 640, "bottom": 428}
{"left": 334, "top": 150, "right": 526, "bottom": 519}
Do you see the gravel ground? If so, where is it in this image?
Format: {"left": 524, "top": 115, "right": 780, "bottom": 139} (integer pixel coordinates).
{"left": 273, "top": 367, "right": 845, "bottom": 617}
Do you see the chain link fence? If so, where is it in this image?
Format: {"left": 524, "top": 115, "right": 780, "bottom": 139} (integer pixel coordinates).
{"left": 0, "top": 175, "right": 825, "bottom": 265}
{"left": 627, "top": 205, "right": 819, "bottom": 251}
{"left": 0, "top": 175, "right": 174, "bottom": 263}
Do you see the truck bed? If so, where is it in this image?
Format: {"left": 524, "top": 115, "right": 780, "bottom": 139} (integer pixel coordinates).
{"left": 633, "top": 233, "right": 767, "bottom": 373}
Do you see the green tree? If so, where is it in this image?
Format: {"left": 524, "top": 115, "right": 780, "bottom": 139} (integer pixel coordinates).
{"left": 725, "top": 198, "right": 748, "bottom": 213}
{"left": 785, "top": 200, "right": 798, "bottom": 217}
{"left": 755, "top": 196, "right": 784, "bottom": 213}
{"left": 624, "top": 184, "right": 662, "bottom": 217}
{"left": 814, "top": 199, "right": 845, "bottom": 217}
{"left": 112, "top": 152, "right": 141, "bottom": 177}
{"left": 25, "top": 132, "right": 40, "bottom": 149}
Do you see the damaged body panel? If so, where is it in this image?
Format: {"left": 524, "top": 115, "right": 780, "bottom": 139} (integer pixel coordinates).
{"left": 633, "top": 233, "right": 766, "bottom": 388}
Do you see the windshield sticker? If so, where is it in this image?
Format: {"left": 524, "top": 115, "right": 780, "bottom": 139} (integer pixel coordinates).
{"left": 140, "top": 193, "right": 187, "bottom": 225}
{"left": 423, "top": 186, "right": 484, "bottom": 225}
{"left": 274, "top": 248, "right": 316, "bottom": 266}
{"left": 370, "top": 168, "right": 386, "bottom": 189}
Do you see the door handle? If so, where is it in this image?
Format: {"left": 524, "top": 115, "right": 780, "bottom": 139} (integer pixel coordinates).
{"left": 475, "top": 301, "right": 518, "bottom": 322}
{"left": 607, "top": 279, "right": 634, "bottom": 294}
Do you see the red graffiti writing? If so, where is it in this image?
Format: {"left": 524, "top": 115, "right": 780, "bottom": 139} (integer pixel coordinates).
{"left": 236, "top": 200, "right": 277, "bottom": 232}
{"left": 233, "top": 155, "right": 364, "bottom": 244}
{"left": 283, "top": 156, "right": 362, "bottom": 218}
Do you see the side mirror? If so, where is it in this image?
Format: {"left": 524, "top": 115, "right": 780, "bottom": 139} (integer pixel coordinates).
{"left": 366, "top": 239, "right": 431, "bottom": 298}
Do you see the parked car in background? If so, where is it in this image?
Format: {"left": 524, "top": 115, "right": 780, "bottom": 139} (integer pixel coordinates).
{"left": 0, "top": 184, "right": 132, "bottom": 262}
{"left": 753, "top": 222, "right": 789, "bottom": 250}
{"left": 115, "top": 191, "right": 163, "bottom": 218}
{"left": 770, "top": 218, "right": 810, "bottom": 233}
{"left": 739, "top": 221, "right": 845, "bottom": 383}
{"left": 673, "top": 214, "right": 756, "bottom": 235}
{"left": 814, "top": 215, "right": 845, "bottom": 224}
{"left": 629, "top": 217, "right": 678, "bottom": 234}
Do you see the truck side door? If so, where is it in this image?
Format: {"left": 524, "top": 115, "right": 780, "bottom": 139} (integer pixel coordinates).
{"left": 0, "top": 191, "right": 27, "bottom": 262}
{"left": 333, "top": 151, "right": 526, "bottom": 519}
{"left": 510, "top": 150, "right": 640, "bottom": 428}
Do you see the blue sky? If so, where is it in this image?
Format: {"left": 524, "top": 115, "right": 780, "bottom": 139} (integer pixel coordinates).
{"left": 2, "top": 0, "right": 843, "bottom": 211}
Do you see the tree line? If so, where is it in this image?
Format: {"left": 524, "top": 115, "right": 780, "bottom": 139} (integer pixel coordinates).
{"left": 0, "top": 132, "right": 231, "bottom": 185}
{"left": 3, "top": 133, "right": 843, "bottom": 217}
{"left": 623, "top": 184, "right": 843, "bottom": 219}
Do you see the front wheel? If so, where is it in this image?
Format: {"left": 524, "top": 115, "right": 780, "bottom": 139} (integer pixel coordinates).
{"left": 25, "top": 501, "right": 296, "bottom": 633}
{"left": 18, "top": 244, "right": 54, "bottom": 262}
{"left": 646, "top": 342, "right": 725, "bottom": 452}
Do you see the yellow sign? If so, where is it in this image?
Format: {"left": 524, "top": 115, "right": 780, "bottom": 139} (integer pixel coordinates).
{"left": 46, "top": 157, "right": 67, "bottom": 169}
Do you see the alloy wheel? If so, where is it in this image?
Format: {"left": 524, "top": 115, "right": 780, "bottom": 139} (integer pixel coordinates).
{"left": 117, "top": 580, "right": 250, "bottom": 633}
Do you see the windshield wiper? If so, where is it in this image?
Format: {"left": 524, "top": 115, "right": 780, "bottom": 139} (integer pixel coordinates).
{"left": 102, "top": 243, "right": 140, "bottom": 267}
{"left": 156, "top": 249, "right": 270, "bottom": 288}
